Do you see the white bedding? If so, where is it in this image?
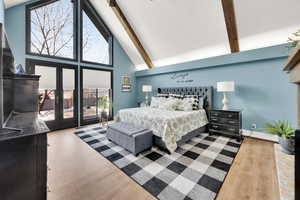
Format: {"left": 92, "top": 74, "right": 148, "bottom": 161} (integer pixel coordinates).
{"left": 117, "top": 107, "right": 208, "bottom": 152}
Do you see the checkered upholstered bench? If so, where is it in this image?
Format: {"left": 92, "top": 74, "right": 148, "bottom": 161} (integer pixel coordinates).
{"left": 107, "top": 122, "right": 153, "bottom": 156}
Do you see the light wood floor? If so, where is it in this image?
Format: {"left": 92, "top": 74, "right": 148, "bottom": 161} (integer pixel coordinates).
{"left": 48, "top": 128, "right": 279, "bottom": 200}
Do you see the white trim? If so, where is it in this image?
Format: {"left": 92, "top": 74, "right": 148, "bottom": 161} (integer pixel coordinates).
{"left": 242, "top": 129, "right": 278, "bottom": 142}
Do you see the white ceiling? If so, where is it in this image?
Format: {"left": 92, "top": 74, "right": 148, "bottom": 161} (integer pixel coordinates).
{"left": 234, "top": 0, "right": 300, "bottom": 51}
{"left": 5, "top": 0, "right": 300, "bottom": 70}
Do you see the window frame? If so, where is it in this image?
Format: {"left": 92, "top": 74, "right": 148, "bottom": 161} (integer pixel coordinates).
{"left": 80, "top": 0, "right": 113, "bottom": 67}
{"left": 25, "top": 0, "right": 78, "bottom": 61}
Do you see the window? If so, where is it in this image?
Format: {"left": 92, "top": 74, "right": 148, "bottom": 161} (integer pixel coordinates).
{"left": 27, "top": 0, "right": 76, "bottom": 59}
{"left": 81, "top": 1, "right": 113, "bottom": 65}
{"left": 26, "top": 0, "right": 112, "bottom": 65}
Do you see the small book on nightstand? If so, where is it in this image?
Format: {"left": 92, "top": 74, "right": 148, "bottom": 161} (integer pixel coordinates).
{"left": 208, "top": 109, "right": 243, "bottom": 141}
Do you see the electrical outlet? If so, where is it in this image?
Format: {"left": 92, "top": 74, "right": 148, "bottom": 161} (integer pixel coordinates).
{"left": 251, "top": 123, "right": 257, "bottom": 130}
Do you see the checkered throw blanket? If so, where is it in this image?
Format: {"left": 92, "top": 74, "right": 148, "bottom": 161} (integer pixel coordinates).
{"left": 75, "top": 124, "right": 241, "bottom": 200}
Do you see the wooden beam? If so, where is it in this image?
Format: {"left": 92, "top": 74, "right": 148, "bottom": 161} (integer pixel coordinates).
{"left": 290, "top": 63, "right": 300, "bottom": 83}
{"left": 221, "top": 0, "right": 240, "bottom": 53}
{"left": 284, "top": 43, "right": 300, "bottom": 71}
{"left": 108, "top": 0, "right": 154, "bottom": 68}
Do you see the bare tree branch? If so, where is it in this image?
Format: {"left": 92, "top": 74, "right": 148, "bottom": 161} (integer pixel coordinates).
{"left": 31, "top": 0, "right": 75, "bottom": 57}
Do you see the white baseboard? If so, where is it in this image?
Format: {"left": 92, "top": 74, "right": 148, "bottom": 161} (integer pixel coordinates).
{"left": 242, "top": 129, "right": 278, "bottom": 143}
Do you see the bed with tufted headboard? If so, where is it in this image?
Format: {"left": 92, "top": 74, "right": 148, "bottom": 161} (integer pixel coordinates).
{"left": 154, "top": 86, "right": 213, "bottom": 152}
{"left": 117, "top": 86, "right": 213, "bottom": 153}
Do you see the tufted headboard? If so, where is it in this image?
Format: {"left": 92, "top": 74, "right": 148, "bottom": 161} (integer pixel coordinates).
{"left": 157, "top": 86, "right": 213, "bottom": 111}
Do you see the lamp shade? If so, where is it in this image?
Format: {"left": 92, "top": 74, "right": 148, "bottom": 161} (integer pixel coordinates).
{"left": 217, "top": 81, "right": 235, "bottom": 92}
{"left": 142, "top": 85, "right": 152, "bottom": 92}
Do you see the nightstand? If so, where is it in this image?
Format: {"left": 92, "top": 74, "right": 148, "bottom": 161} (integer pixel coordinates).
{"left": 208, "top": 109, "right": 243, "bottom": 141}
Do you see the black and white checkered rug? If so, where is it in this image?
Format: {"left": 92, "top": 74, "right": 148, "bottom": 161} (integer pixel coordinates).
{"left": 74, "top": 124, "right": 241, "bottom": 200}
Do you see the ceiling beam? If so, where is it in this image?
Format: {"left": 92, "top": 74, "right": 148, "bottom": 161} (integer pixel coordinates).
{"left": 284, "top": 43, "right": 300, "bottom": 71}
{"left": 108, "top": 0, "right": 154, "bottom": 68}
{"left": 221, "top": 0, "right": 240, "bottom": 53}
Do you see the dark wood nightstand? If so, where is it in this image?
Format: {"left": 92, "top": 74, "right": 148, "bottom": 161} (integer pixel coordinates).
{"left": 208, "top": 109, "right": 243, "bottom": 141}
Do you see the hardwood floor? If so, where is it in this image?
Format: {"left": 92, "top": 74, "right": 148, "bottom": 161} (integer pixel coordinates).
{"left": 47, "top": 128, "right": 155, "bottom": 200}
{"left": 47, "top": 128, "right": 279, "bottom": 200}
{"left": 216, "top": 138, "right": 280, "bottom": 200}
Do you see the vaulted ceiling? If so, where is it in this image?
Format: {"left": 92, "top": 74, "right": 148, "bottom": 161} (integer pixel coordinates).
{"left": 5, "top": 0, "right": 300, "bottom": 70}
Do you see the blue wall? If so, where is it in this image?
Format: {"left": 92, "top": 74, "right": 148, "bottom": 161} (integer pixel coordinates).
{"left": 136, "top": 45, "right": 297, "bottom": 130}
{"left": 5, "top": 1, "right": 137, "bottom": 122}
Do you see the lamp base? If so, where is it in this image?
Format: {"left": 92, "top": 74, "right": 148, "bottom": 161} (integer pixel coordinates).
{"left": 145, "top": 93, "right": 149, "bottom": 106}
{"left": 222, "top": 92, "right": 230, "bottom": 110}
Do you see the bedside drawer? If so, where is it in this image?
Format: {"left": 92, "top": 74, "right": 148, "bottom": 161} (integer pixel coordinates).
{"left": 225, "top": 126, "right": 239, "bottom": 133}
{"left": 225, "top": 119, "right": 239, "bottom": 126}
{"left": 210, "top": 117, "right": 220, "bottom": 123}
{"left": 209, "top": 124, "right": 223, "bottom": 131}
{"left": 210, "top": 111, "right": 239, "bottom": 119}
{"left": 210, "top": 111, "right": 222, "bottom": 118}
{"left": 209, "top": 123, "right": 239, "bottom": 133}
{"left": 223, "top": 112, "right": 238, "bottom": 119}
{"left": 210, "top": 117, "right": 239, "bottom": 126}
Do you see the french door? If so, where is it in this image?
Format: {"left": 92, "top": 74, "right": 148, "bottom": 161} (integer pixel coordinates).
{"left": 28, "top": 60, "right": 78, "bottom": 130}
{"left": 80, "top": 67, "right": 113, "bottom": 126}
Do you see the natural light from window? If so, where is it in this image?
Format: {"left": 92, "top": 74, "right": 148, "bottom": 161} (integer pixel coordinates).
{"left": 30, "top": 0, "right": 74, "bottom": 58}
{"left": 82, "top": 11, "right": 110, "bottom": 65}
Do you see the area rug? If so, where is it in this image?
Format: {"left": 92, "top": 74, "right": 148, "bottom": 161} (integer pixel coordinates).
{"left": 74, "top": 124, "right": 241, "bottom": 200}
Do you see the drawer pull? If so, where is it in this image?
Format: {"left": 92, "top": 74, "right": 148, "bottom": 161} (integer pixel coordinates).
{"left": 228, "top": 114, "right": 233, "bottom": 117}
{"left": 212, "top": 118, "right": 218, "bottom": 121}
{"left": 212, "top": 125, "right": 219, "bottom": 128}
{"left": 228, "top": 128, "right": 236, "bottom": 131}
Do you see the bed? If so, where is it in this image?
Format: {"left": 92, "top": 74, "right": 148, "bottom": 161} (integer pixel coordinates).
{"left": 117, "top": 86, "right": 213, "bottom": 153}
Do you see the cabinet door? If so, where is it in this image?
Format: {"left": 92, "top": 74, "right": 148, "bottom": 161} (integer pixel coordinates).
{"left": 0, "top": 137, "right": 36, "bottom": 200}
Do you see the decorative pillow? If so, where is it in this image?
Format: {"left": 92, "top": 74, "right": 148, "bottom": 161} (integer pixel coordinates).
{"left": 169, "top": 93, "right": 184, "bottom": 99}
{"left": 177, "top": 98, "right": 194, "bottom": 111}
{"left": 158, "top": 98, "right": 178, "bottom": 111}
{"left": 184, "top": 95, "right": 199, "bottom": 110}
{"left": 150, "top": 96, "right": 163, "bottom": 108}
{"left": 198, "top": 97, "right": 204, "bottom": 109}
{"left": 156, "top": 93, "right": 169, "bottom": 98}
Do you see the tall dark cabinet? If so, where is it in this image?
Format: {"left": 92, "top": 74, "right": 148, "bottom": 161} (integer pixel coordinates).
{"left": 0, "top": 24, "right": 49, "bottom": 200}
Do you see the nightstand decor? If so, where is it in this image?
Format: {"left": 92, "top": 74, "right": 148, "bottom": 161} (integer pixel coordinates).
{"left": 209, "top": 109, "right": 242, "bottom": 141}
{"left": 217, "top": 81, "right": 235, "bottom": 110}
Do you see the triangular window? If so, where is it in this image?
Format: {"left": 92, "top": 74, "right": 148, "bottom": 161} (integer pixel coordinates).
{"left": 81, "top": 1, "right": 112, "bottom": 65}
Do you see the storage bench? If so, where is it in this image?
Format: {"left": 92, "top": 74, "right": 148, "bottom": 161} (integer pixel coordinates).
{"left": 107, "top": 122, "right": 153, "bottom": 156}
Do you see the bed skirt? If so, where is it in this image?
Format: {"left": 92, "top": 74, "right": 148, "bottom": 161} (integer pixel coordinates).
{"left": 153, "top": 125, "right": 208, "bottom": 153}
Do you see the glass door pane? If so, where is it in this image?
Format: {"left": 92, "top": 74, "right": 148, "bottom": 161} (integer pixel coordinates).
{"left": 81, "top": 68, "right": 111, "bottom": 124}
{"left": 35, "top": 66, "right": 57, "bottom": 122}
{"left": 62, "top": 68, "right": 75, "bottom": 119}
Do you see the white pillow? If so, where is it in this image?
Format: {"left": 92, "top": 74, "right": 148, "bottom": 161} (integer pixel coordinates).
{"left": 158, "top": 98, "right": 178, "bottom": 111}
{"left": 177, "top": 98, "right": 194, "bottom": 111}
{"left": 150, "top": 97, "right": 165, "bottom": 108}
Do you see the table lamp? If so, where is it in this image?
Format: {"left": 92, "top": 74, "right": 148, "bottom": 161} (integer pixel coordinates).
{"left": 217, "top": 81, "right": 235, "bottom": 110}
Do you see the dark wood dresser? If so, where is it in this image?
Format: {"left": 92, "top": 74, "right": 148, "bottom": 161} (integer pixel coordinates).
{"left": 0, "top": 113, "right": 49, "bottom": 200}
{"left": 208, "top": 109, "right": 242, "bottom": 141}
